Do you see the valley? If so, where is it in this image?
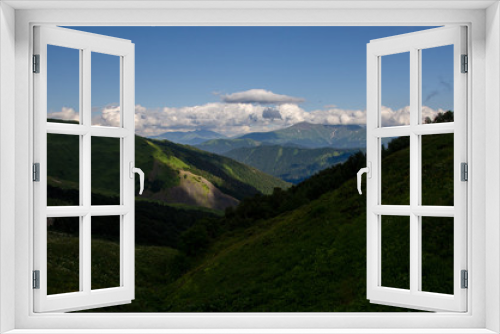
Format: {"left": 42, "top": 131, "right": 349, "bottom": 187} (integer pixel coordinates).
{"left": 47, "top": 114, "right": 454, "bottom": 312}
{"left": 194, "top": 122, "right": 366, "bottom": 183}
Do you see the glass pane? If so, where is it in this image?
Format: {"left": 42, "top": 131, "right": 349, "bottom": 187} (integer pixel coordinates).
{"left": 381, "top": 215, "right": 410, "bottom": 290}
{"left": 421, "top": 45, "right": 454, "bottom": 124}
{"left": 47, "top": 133, "right": 80, "bottom": 206}
{"left": 381, "top": 52, "right": 410, "bottom": 127}
{"left": 47, "top": 45, "right": 80, "bottom": 124}
{"left": 421, "top": 133, "right": 454, "bottom": 206}
{"left": 421, "top": 217, "right": 454, "bottom": 294}
{"left": 91, "top": 137, "right": 121, "bottom": 205}
{"left": 47, "top": 217, "right": 80, "bottom": 295}
{"left": 91, "top": 52, "right": 121, "bottom": 127}
{"left": 91, "top": 215, "right": 121, "bottom": 290}
{"left": 381, "top": 136, "right": 410, "bottom": 205}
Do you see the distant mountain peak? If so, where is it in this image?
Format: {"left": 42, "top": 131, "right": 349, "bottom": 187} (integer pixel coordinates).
{"left": 234, "top": 122, "right": 366, "bottom": 149}
{"left": 150, "top": 129, "right": 226, "bottom": 146}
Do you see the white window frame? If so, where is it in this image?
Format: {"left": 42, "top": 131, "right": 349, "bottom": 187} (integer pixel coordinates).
{"left": 1, "top": 1, "right": 499, "bottom": 333}
{"left": 365, "top": 26, "right": 468, "bottom": 312}
{"left": 33, "top": 26, "right": 136, "bottom": 313}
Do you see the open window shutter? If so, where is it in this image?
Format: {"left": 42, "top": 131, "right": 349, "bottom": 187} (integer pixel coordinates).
{"left": 364, "top": 26, "right": 467, "bottom": 312}
{"left": 33, "top": 26, "right": 136, "bottom": 312}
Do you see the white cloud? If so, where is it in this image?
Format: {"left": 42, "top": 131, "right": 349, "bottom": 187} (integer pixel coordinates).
{"left": 49, "top": 103, "right": 447, "bottom": 138}
{"left": 380, "top": 105, "right": 447, "bottom": 127}
{"left": 221, "top": 89, "right": 305, "bottom": 105}
{"left": 92, "top": 106, "right": 121, "bottom": 127}
{"left": 47, "top": 107, "right": 79, "bottom": 121}
{"left": 133, "top": 103, "right": 447, "bottom": 137}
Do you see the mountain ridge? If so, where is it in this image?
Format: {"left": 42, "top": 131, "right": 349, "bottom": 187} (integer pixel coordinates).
{"left": 224, "top": 145, "right": 360, "bottom": 183}
{"left": 47, "top": 122, "right": 290, "bottom": 212}
{"left": 150, "top": 129, "right": 226, "bottom": 145}
{"left": 237, "top": 122, "right": 366, "bottom": 149}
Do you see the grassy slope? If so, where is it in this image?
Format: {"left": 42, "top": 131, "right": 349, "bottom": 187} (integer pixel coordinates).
{"left": 155, "top": 133, "right": 454, "bottom": 312}
{"left": 50, "top": 132, "right": 453, "bottom": 312}
{"left": 48, "top": 230, "right": 180, "bottom": 312}
{"left": 149, "top": 139, "right": 290, "bottom": 198}
{"left": 224, "top": 145, "right": 360, "bottom": 183}
{"left": 47, "top": 130, "right": 289, "bottom": 211}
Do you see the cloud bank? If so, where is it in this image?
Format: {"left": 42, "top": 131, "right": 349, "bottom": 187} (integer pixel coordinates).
{"left": 47, "top": 103, "right": 445, "bottom": 138}
{"left": 47, "top": 107, "right": 79, "bottom": 122}
{"left": 46, "top": 90, "right": 446, "bottom": 137}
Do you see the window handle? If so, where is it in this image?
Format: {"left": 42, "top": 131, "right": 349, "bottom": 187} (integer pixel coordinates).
{"left": 129, "top": 162, "right": 144, "bottom": 195}
{"left": 357, "top": 162, "right": 371, "bottom": 195}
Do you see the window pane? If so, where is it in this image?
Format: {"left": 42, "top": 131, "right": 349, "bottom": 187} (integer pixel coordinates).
{"left": 91, "top": 52, "right": 121, "bottom": 127}
{"left": 421, "top": 45, "right": 454, "bottom": 124}
{"left": 381, "top": 215, "right": 410, "bottom": 290}
{"left": 381, "top": 52, "right": 410, "bottom": 127}
{"left": 421, "top": 133, "right": 454, "bottom": 206}
{"left": 381, "top": 136, "right": 410, "bottom": 205}
{"left": 47, "top": 133, "right": 80, "bottom": 206}
{"left": 91, "top": 215, "right": 121, "bottom": 290}
{"left": 47, "top": 45, "right": 80, "bottom": 124}
{"left": 47, "top": 217, "right": 80, "bottom": 295}
{"left": 91, "top": 137, "right": 121, "bottom": 205}
{"left": 421, "top": 217, "right": 454, "bottom": 294}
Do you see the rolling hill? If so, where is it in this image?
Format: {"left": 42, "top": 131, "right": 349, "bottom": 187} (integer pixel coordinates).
{"left": 47, "top": 125, "right": 290, "bottom": 212}
{"left": 152, "top": 132, "right": 452, "bottom": 312}
{"left": 195, "top": 138, "right": 263, "bottom": 155}
{"left": 53, "top": 130, "right": 453, "bottom": 312}
{"left": 48, "top": 114, "right": 455, "bottom": 312}
{"left": 224, "top": 145, "right": 360, "bottom": 183}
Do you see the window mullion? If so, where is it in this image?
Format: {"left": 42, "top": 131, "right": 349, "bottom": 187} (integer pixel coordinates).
{"left": 409, "top": 47, "right": 420, "bottom": 294}
{"left": 82, "top": 48, "right": 92, "bottom": 294}
{"left": 82, "top": 214, "right": 91, "bottom": 293}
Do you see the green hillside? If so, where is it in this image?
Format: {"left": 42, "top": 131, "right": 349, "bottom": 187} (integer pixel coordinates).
{"left": 47, "top": 228, "right": 180, "bottom": 312}
{"left": 224, "top": 145, "right": 360, "bottom": 183}
{"left": 47, "top": 127, "right": 290, "bottom": 211}
{"left": 48, "top": 114, "right": 454, "bottom": 313}
{"left": 70, "top": 128, "right": 453, "bottom": 312}
{"left": 146, "top": 138, "right": 290, "bottom": 200}
{"left": 151, "top": 132, "right": 453, "bottom": 312}
{"left": 195, "top": 138, "right": 263, "bottom": 155}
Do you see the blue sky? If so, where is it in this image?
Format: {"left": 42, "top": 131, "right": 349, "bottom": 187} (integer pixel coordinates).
{"left": 47, "top": 26, "right": 453, "bottom": 136}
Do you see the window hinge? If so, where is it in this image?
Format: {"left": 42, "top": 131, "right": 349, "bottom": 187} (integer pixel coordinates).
{"left": 461, "top": 54, "right": 468, "bottom": 73}
{"left": 33, "top": 54, "right": 40, "bottom": 73}
{"left": 461, "top": 162, "right": 468, "bottom": 181}
{"left": 33, "top": 270, "right": 40, "bottom": 289}
{"left": 33, "top": 163, "right": 40, "bottom": 182}
{"left": 461, "top": 270, "right": 468, "bottom": 289}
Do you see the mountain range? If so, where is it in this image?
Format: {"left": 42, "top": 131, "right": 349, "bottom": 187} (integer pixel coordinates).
{"left": 150, "top": 129, "right": 226, "bottom": 145}
{"left": 194, "top": 122, "right": 366, "bottom": 183}
{"left": 48, "top": 114, "right": 454, "bottom": 312}
{"left": 238, "top": 122, "right": 366, "bottom": 149}
{"left": 58, "top": 130, "right": 454, "bottom": 312}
